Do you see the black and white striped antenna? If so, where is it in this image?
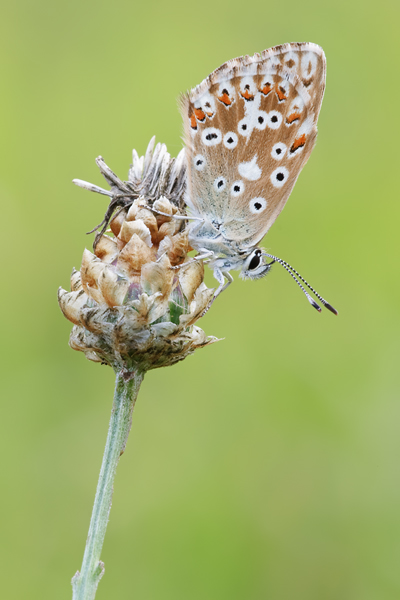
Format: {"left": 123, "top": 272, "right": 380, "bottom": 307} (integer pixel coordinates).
{"left": 262, "top": 253, "right": 338, "bottom": 315}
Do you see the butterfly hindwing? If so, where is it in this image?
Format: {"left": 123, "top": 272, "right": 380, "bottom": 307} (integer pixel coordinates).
{"left": 180, "top": 42, "right": 326, "bottom": 248}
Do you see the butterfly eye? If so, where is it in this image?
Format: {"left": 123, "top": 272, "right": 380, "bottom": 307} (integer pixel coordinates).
{"left": 267, "top": 111, "right": 283, "bottom": 129}
{"left": 231, "top": 181, "right": 245, "bottom": 197}
{"left": 201, "top": 127, "right": 222, "bottom": 146}
{"left": 213, "top": 177, "right": 226, "bottom": 192}
{"left": 223, "top": 131, "right": 238, "bottom": 149}
{"left": 249, "top": 197, "right": 267, "bottom": 214}
{"left": 271, "top": 142, "right": 287, "bottom": 160}
{"left": 248, "top": 254, "right": 261, "bottom": 270}
{"left": 270, "top": 167, "right": 289, "bottom": 188}
{"left": 194, "top": 154, "right": 206, "bottom": 171}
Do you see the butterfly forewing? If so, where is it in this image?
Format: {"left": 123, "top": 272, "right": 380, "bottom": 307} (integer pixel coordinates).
{"left": 181, "top": 43, "right": 326, "bottom": 249}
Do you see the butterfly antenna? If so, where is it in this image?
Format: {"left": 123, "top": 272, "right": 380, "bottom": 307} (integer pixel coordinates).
{"left": 263, "top": 253, "right": 338, "bottom": 315}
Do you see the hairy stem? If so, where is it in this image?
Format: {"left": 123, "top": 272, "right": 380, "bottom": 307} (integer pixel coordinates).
{"left": 72, "top": 369, "right": 145, "bottom": 600}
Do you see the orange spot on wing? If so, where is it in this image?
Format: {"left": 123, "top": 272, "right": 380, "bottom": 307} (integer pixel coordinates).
{"left": 194, "top": 108, "right": 206, "bottom": 121}
{"left": 290, "top": 133, "right": 306, "bottom": 153}
{"left": 190, "top": 114, "right": 197, "bottom": 129}
{"left": 205, "top": 111, "right": 214, "bottom": 117}
{"left": 218, "top": 92, "right": 231, "bottom": 106}
{"left": 240, "top": 89, "right": 254, "bottom": 101}
{"left": 260, "top": 83, "right": 272, "bottom": 95}
{"left": 276, "top": 85, "right": 287, "bottom": 101}
{"left": 286, "top": 112, "right": 301, "bottom": 124}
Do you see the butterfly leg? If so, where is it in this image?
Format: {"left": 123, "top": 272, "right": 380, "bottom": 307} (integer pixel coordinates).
{"left": 147, "top": 207, "right": 203, "bottom": 222}
{"left": 213, "top": 269, "right": 234, "bottom": 300}
{"left": 170, "top": 250, "right": 214, "bottom": 271}
{"left": 200, "top": 269, "right": 233, "bottom": 316}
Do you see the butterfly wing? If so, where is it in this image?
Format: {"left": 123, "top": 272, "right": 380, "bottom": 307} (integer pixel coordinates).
{"left": 180, "top": 42, "right": 326, "bottom": 249}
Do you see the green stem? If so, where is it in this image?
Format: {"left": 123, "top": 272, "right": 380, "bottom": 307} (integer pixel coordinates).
{"left": 72, "top": 369, "right": 145, "bottom": 600}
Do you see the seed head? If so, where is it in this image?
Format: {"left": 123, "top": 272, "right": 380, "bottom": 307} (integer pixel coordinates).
{"left": 58, "top": 139, "right": 219, "bottom": 374}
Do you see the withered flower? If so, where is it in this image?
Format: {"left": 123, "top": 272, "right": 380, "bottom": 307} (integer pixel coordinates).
{"left": 59, "top": 138, "right": 218, "bottom": 375}
{"left": 59, "top": 139, "right": 219, "bottom": 600}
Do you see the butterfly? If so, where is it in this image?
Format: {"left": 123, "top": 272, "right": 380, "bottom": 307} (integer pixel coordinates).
{"left": 179, "top": 42, "right": 337, "bottom": 315}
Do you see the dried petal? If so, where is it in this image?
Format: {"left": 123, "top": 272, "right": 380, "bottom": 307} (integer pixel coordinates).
{"left": 157, "top": 221, "right": 176, "bottom": 243}
{"left": 98, "top": 265, "right": 130, "bottom": 307}
{"left": 110, "top": 209, "right": 127, "bottom": 236}
{"left": 157, "top": 235, "right": 172, "bottom": 259}
{"left": 179, "top": 284, "right": 214, "bottom": 327}
{"left": 135, "top": 208, "right": 158, "bottom": 242}
{"left": 153, "top": 197, "right": 173, "bottom": 226}
{"left": 140, "top": 254, "right": 174, "bottom": 298}
{"left": 81, "top": 249, "right": 105, "bottom": 291}
{"left": 70, "top": 268, "right": 82, "bottom": 292}
{"left": 131, "top": 291, "right": 162, "bottom": 319}
{"left": 168, "top": 230, "right": 189, "bottom": 266}
{"left": 58, "top": 288, "right": 88, "bottom": 326}
{"left": 117, "top": 234, "right": 154, "bottom": 275}
{"left": 119, "top": 220, "right": 153, "bottom": 247}
{"left": 94, "top": 235, "right": 118, "bottom": 263}
{"left": 85, "top": 285, "right": 106, "bottom": 305}
{"left": 178, "top": 260, "right": 204, "bottom": 303}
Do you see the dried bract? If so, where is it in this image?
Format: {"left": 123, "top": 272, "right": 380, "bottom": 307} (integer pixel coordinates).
{"left": 59, "top": 141, "right": 218, "bottom": 374}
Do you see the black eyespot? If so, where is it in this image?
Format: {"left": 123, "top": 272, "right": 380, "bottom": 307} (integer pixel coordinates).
{"left": 196, "top": 159, "right": 203, "bottom": 166}
{"left": 241, "top": 124, "right": 247, "bottom": 130}
{"left": 234, "top": 185, "right": 240, "bottom": 192}
{"left": 248, "top": 255, "right": 261, "bottom": 270}
{"left": 276, "top": 148, "right": 282, "bottom": 155}
{"left": 254, "top": 202, "right": 262, "bottom": 210}
{"left": 217, "top": 180, "right": 224, "bottom": 188}
{"left": 206, "top": 133, "right": 218, "bottom": 141}
{"left": 258, "top": 116, "right": 264, "bottom": 124}
{"left": 227, "top": 137, "right": 233, "bottom": 144}
{"left": 276, "top": 172, "right": 284, "bottom": 181}
{"left": 271, "top": 115, "right": 278, "bottom": 123}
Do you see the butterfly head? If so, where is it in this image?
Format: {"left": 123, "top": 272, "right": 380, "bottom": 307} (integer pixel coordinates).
{"left": 239, "top": 248, "right": 273, "bottom": 280}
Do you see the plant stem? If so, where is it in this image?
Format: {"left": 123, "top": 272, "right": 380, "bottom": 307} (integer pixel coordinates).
{"left": 72, "top": 369, "right": 145, "bottom": 600}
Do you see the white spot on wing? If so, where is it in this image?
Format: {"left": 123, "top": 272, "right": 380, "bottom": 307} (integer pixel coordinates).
{"left": 271, "top": 143, "right": 287, "bottom": 160}
{"left": 194, "top": 154, "right": 206, "bottom": 171}
{"left": 267, "top": 110, "right": 282, "bottom": 129}
{"left": 283, "top": 51, "right": 299, "bottom": 71}
{"left": 231, "top": 181, "right": 245, "bottom": 197}
{"left": 199, "top": 92, "right": 216, "bottom": 117}
{"left": 213, "top": 176, "right": 226, "bottom": 192}
{"left": 201, "top": 127, "right": 222, "bottom": 146}
{"left": 270, "top": 166, "right": 289, "bottom": 188}
{"left": 223, "top": 131, "right": 238, "bottom": 149}
{"left": 238, "top": 155, "right": 262, "bottom": 181}
{"left": 238, "top": 117, "right": 250, "bottom": 137}
{"left": 249, "top": 197, "right": 267, "bottom": 214}
{"left": 301, "top": 52, "right": 318, "bottom": 78}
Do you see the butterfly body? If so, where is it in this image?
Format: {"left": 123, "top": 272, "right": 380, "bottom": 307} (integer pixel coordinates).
{"left": 180, "top": 42, "right": 328, "bottom": 300}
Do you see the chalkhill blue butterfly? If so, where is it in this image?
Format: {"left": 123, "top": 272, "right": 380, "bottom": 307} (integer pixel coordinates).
{"left": 179, "top": 42, "right": 337, "bottom": 314}
{"left": 74, "top": 42, "right": 337, "bottom": 315}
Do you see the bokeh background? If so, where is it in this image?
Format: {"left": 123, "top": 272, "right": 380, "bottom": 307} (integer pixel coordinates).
{"left": 1, "top": 0, "right": 399, "bottom": 598}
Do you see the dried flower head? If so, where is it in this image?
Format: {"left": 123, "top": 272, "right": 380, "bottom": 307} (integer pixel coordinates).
{"left": 58, "top": 139, "right": 219, "bottom": 375}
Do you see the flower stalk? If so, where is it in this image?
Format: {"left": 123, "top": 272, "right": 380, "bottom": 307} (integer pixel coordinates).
{"left": 72, "top": 370, "right": 144, "bottom": 600}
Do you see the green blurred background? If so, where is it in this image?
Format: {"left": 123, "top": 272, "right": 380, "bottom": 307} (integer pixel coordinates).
{"left": 1, "top": 0, "right": 399, "bottom": 598}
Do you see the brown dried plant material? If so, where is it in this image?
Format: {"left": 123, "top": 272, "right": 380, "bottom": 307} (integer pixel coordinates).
{"left": 59, "top": 142, "right": 219, "bottom": 374}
